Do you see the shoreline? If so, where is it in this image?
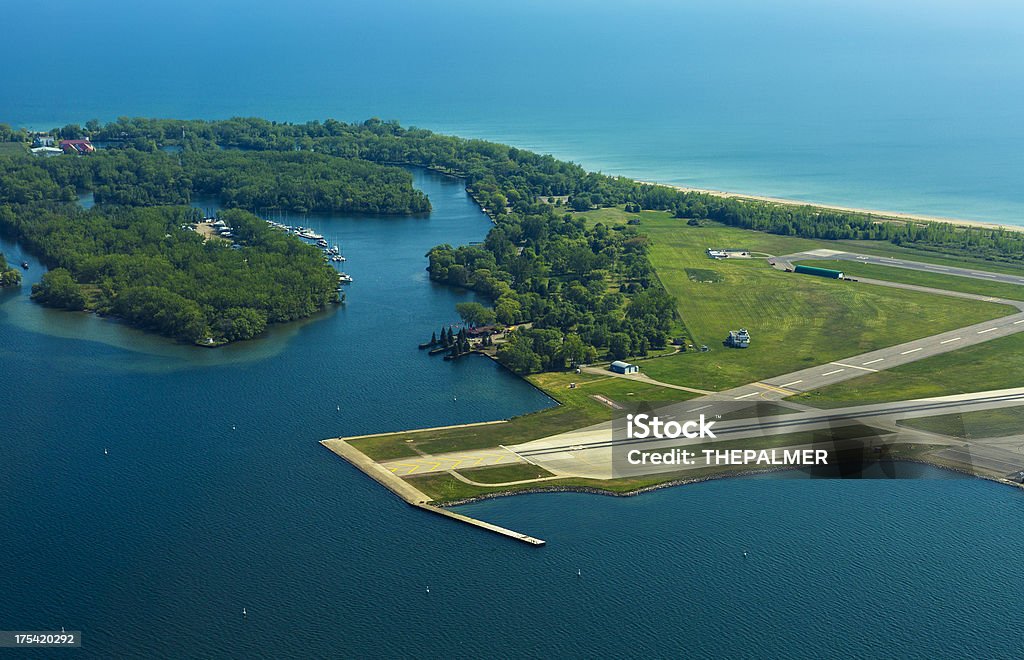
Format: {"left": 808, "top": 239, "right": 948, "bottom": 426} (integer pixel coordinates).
{"left": 639, "top": 181, "right": 1024, "bottom": 234}
{"left": 436, "top": 457, "right": 1024, "bottom": 509}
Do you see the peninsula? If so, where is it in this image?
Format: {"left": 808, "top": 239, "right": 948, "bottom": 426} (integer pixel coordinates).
{"left": 5, "top": 118, "right": 1024, "bottom": 540}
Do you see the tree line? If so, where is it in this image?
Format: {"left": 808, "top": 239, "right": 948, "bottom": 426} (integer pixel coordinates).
{"left": 65, "top": 115, "right": 1024, "bottom": 264}
{"left": 0, "top": 148, "right": 429, "bottom": 215}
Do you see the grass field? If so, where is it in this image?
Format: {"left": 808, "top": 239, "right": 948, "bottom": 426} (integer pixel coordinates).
{"left": 350, "top": 371, "right": 697, "bottom": 461}
{"left": 899, "top": 406, "right": 1024, "bottom": 439}
{"left": 457, "top": 463, "right": 554, "bottom": 483}
{"left": 790, "top": 332, "right": 1024, "bottom": 408}
{"left": 573, "top": 209, "right": 1016, "bottom": 391}
{"left": 0, "top": 143, "right": 26, "bottom": 155}
{"left": 797, "top": 259, "right": 1024, "bottom": 301}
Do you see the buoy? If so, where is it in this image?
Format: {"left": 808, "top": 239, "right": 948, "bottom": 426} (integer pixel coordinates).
{"left": 243, "top": 607, "right": 247, "bottom": 617}
{"left": 232, "top": 425, "right": 236, "bottom": 430}
{"left": 577, "top": 568, "right": 581, "bottom": 577}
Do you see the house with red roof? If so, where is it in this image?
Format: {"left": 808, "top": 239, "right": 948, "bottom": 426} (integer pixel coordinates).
{"left": 59, "top": 139, "right": 95, "bottom": 155}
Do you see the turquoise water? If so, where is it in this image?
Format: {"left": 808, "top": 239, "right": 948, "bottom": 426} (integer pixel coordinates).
{"left": 4, "top": 0, "right": 1024, "bottom": 223}
{"left": 4, "top": 1, "right": 1024, "bottom": 656}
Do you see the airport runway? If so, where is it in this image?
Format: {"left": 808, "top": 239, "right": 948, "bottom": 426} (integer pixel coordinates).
{"left": 779, "top": 248, "right": 1024, "bottom": 287}
{"left": 383, "top": 252, "right": 1024, "bottom": 480}
{"left": 383, "top": 388, "right": 1024, "bottom": 479}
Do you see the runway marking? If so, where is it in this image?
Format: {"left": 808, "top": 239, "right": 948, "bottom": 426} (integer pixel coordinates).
{"left": 830, "top": 362, "right": 878, "bottom": 373}
{"left": 927, "top": 266, "right": 949, "bottom": 271}
{"left": 821, "top": 368, "right": 845, "bottom": 376}
{"left": 970, "top": 272, "right": 997, "bottom": 278}
{"left": 734, "top": 392, "right": 758, "bottom": 400}
{"left": 686, "top": 404, "right": 712, "bottom": 413}
{"left": 862, "top": 358, "right": 885, "bottom": 365}
{"left": 977, "top": 327, "right": 998, "bottom": 334}
{"left": 1014, "top": 319, "right": 1024, "bottom": 325}
{"left": 779, "top": 380, "right": 803, "bottom": 388}
{"left": 901, "top": 347, "right": 924, "bottom": 354}
{"left": 940, "top": 337, "right": 961, "bottom": 344}
{"left": 755, "top": 382, "right": 797, "bottom": 395}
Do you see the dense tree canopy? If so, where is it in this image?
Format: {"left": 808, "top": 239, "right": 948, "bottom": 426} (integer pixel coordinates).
{"left": 5, "top": 114, "right": 1023, "bottom": 351}
{"left": 0, "top": 204, "right": 337, "bottom": 342}
{"left": 428, "top": 207, "right": 674, "bottom": 372}
{"left": 0, "top": 252, "right": 22, "bottom": 287}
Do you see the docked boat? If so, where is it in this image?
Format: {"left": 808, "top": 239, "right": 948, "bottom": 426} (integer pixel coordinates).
{"left": 337, "top": 272, "right": 353, "bottom": 284}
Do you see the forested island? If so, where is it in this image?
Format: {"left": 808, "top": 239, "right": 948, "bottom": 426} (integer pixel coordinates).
{"left": 3, "top": 115, "right": 1023, "bottom": 349}
{"left": 0, "top": 253, "right": 22, "bottom": 287}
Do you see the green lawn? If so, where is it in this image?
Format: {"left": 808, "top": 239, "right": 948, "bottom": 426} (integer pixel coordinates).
{"left": 350, "top": 371, "right": 696, "bottom": 461}
{"left": 790, "top": 332, "right": 1024, "bottom": 408}
{"left": 457, "top": 463, "right": 554, "bottom": 484}
{"left": 611, "top": 215, "right": 1015, "bottom": 391}
{"left": 797, "top": 259, "right": 1024, "bottom": 301}
{"left": 899, "top": 406, "right": 1024, "bottom": 439}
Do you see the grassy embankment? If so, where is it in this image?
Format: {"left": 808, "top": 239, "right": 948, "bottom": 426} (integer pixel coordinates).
{"left": 796, "top": 259, "right": 1024, "bottom": 301}
{"left": 577, "top": 208, "right": 1016, "bottom": 391}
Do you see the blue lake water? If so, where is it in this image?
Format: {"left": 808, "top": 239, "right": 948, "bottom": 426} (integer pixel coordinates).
{"left": 3, "top": 173, "right": 1024, "bottom": 659}
{"left": 4, "top": 1, "right": 1024, "bottom": 656}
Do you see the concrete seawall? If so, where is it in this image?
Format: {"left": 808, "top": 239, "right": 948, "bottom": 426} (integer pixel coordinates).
{"left": 320, "top": 438, "right": 545, "bottom": 546}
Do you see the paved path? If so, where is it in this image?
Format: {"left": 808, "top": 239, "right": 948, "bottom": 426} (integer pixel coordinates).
{"left": 580, "top": 366, "right": 714, "bottom": 395}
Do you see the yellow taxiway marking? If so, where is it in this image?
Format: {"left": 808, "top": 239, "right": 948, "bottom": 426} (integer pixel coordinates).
{"left": 754, "top": 382, "right": 797, "bottom": 396}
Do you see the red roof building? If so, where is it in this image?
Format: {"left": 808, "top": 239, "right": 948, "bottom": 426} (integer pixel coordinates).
{"left": 59, "top": 139, "right": 96, "bottom": 155}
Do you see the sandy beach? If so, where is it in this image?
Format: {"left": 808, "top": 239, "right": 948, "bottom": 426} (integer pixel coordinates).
{"left": 641, "top": 181, "right": 1024, "bottom": 234}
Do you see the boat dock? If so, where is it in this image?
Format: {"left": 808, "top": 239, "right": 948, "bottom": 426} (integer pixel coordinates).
{"left": 320, "top": 437, "right": 545, "bottom": 546}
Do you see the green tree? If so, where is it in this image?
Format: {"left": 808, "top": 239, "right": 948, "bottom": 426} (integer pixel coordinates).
{"left": 455, "top": 301, "right": 496, "bottom": 326}
{"left": 609, "top": 332, "right": 632, "bottom": 360}
{"left": 31, "top": 268, "right": 86, "bottom": 310}
{"left": 496, "top": 334, "right": 542, "bottom": 374}
{"left": 558, "top": 333, "right": 588, "bottom": 368}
